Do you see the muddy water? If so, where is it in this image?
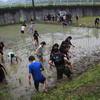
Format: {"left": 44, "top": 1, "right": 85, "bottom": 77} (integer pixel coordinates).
{"left": 1, "top": 27, "right": 100, "bottom": 100}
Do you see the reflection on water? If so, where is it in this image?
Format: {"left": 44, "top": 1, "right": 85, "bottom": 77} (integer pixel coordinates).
{"left": 1, "top": 27, "right": 100, "bottom": 99}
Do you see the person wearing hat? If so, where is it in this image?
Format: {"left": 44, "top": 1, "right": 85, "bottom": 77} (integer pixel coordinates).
{"left": 48, "top": 48, "right": 72, "bottom": 83}
{"left": 7, "top": 52, "right": 22, "bottom": 64}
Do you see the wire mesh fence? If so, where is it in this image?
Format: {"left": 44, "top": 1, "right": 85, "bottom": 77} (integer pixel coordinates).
{"left": 0, "top": 0, "right": 100, "bottom": 9}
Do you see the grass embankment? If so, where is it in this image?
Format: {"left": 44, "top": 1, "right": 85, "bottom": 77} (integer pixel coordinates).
{"left": 72, "top": 16, "right": 100, "bottom": 28}
{"left": 36, "top": 16, "right": 100, "bottom": 28}
{"left": 32, "top": 64, "right": 100, "bottom": 100}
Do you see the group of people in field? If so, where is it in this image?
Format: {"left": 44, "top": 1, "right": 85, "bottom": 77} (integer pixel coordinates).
{"left": 28, "top": 35, "right": 75, "bottom": 93}
{"left": 0, "top": 20, "right": 75, "bottom": 94}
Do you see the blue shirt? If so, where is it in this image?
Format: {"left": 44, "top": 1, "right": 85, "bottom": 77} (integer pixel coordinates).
{"left": 28, "top": 62, "right": 45, "bottom": 83}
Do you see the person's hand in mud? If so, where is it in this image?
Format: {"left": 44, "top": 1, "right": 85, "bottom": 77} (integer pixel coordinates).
{"left": 72, "top": 45, "right": 75, "bottom": 47}
{"left": 34, "top": 52, "right": 36, "bottom": 55}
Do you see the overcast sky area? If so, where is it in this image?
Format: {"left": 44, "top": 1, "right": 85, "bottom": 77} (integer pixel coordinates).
{"left": 1, "top": 0, "right": 7, "bottom": 2}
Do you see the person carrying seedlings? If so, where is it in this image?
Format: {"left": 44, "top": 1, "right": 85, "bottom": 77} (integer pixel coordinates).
{"left": 28, "top": 56, "right": 48, "bottom": 93}
{"left": 0, "top": 63, "right": 8, "bottom": 85}
{"left": 27, "top": 22, "right": 35, "bottom": 33}
{"left": 32, "top": 30, "right": 40, "bottom": 46}
{"left": 65, "top": 36, "right": 75, "bottom": 47}
{"left": 35, "top": 41, "right": 46, "bottom": 62}
{"left": 7, "top": 52, "right": 22, "bottom": 64}
{"left": 0, "top": 42, "right": 11, "bottom": 63}
{"left": 48, "top": 48, "right": 72, "bottom": 83}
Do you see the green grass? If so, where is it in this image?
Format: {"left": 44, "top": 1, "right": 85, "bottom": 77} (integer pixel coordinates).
{"left": 32, "top": 64, "right": 100, "bottom": 100}
{"left": 72, "top": 16, "right": 99, "bottom": 27}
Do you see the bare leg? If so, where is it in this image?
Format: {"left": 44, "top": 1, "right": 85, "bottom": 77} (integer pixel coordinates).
{"left": 32, "top": 29, "right": 34, "bottom": 33}
{"left": 70, "top": 64, "right": 74, "bottom": 73}
{"left": 27, "top": 29, "right": 30, "bottom": 33}
{"left": 3, "top": 79, "right": 8, "bottom": 85}
{"left": 1, "top": 54, "right": 4, "bottom": 63}
{"left": 42, "top": 80, "right": 48, "bottom": 93}
{"left": 68, "top": 77, "right": 72, "bottom": 81}
{"left": 58, "top": 79, "right": 62, "bottom": 83}
{"left": 39, "top": 56, "right": 43, "bottom": 62}
{"left": 36, "top": 88, "right": 39, "bottom": 92}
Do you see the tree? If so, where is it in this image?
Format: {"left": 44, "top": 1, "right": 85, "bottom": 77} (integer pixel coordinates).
{"left": 32, "top": 0, "right": 36, "bottom": 20}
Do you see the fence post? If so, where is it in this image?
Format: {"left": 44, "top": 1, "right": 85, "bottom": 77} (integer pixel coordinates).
{"left": 67, "top": 0, "right": 68, "bottom": 5}
{"left": 92, "top": 0, "right": 93, "bottom": 5}
{"left": 80, "top": 0, "right": 81, "bottom": 5}
{"left": 53, "top": 0, "right": 55, "bottom": 6}
{"left": 60, "top": 0, "right": 61, "bottom": 4}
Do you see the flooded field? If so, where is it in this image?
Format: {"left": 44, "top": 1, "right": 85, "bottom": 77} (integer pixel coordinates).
{"left": 0, "top": 24, "right": 100, "bottom": 100}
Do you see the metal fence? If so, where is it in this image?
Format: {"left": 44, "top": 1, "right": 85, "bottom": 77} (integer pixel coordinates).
{"left": 34, "top": 0, "right": 100, "bottom": 5}
{"left": 4, "top": 0, "right": 100, "bottom": 9}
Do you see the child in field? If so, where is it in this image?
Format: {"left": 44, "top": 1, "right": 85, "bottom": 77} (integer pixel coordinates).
{"left": 28, "top": 56, "right": 48, "bottom": 93}
{"left": 21, "top": 23, "right": 26, "bottom": 37}
{"left": 0, "top": 63, "right": 8, "bottom": 85}
{"left": 7, "top": 52, "right": 22, "bottom": 64}
{"left": 35, "top": 41, "right": 46, "bottom": 62}
{"left": 27, "top": 22, "right": 35, "bottom": 33}
{"left": 32, "top": 30, "right": 40, "bottom": 46}
{"left": 50, "top": 43, "right": 59, "bottom": 68}
{"left": 65, "top": 36, "right": 75, "bottom": 47}
{"left": 50, "top": 43, "right": 59, "bottom": 58}
{"left": 65, "top": 45, "right": 74, "bottom": 73}
{"left": 0, "top": 42, "right": 11, "bottom": 63}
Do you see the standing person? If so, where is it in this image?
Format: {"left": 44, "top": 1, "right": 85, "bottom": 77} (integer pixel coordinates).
{"left": 47, "top": 13, "right": 51, "bottom": 22}
{"left": 32, "top": 30, "right": 40, "bottom": 46}
{"left": 21, "top": 24, "right": 26, "bottom": 37}
{"left": 65, "top": 36, "right": 75, "bottom": 47}
{"left": 0, "top": 42, "right": 11, "bottom": 63}
{"left": 0, "top": 63, "right": 8, "bottom": 85}
{"left": 11, "top": 19, "right": 14, "bottom": 24}
{"left": 19, "top": 17, "right": 23, "bottom": 24}
{"left": 35, "top": 41, "right": 46, "bottom": 62}
{"left": 75, "top": 15, "right": 78, "bottom": 22}
{"left": 27, "top": 22, "right": 35, "bottom": 33}
{"left": 31, "top": 18, "right": 33, "bottom": 23}
{"left": 51, "top": 14, "right": 55, "bottom": 23}
{"left": 28, "top": 56, "right": 48, "bottom": 93}
{"left": 94, "top": 18, "right": 99, "bottom": 27}
{"left": 7, "top": 52, "right": 22, "bottom": 64}
{"left": 48, "top": 48, "right": 72, "bottom": 83}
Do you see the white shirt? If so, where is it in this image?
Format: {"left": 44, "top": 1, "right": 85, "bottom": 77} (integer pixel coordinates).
{"left": 21, "top": 26, "right": 25, "bottom": 31}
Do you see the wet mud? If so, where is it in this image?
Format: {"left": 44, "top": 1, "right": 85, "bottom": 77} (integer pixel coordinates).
{"left": 0, "top": 26, "right": 100, "bottom": 100}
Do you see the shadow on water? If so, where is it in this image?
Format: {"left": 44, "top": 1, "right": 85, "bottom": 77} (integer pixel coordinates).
{"left": 1, "top": 26, "right": 100, "bottom": 100}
